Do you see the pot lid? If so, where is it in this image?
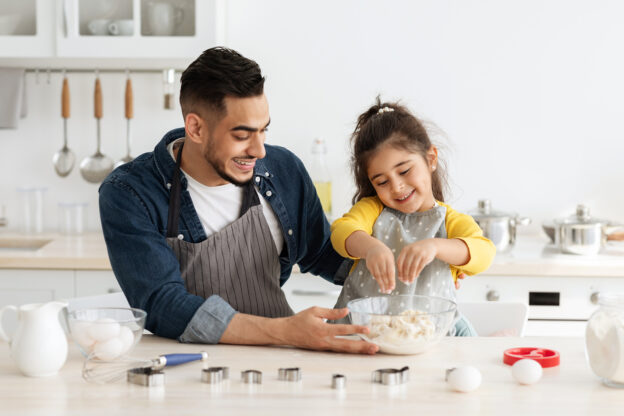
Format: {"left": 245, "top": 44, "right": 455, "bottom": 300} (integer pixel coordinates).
{"left": 469, "top": 199, "right": 512, "bottom": 220}
{"left": 554, "top": 204, "right": 607, "bottom": 226}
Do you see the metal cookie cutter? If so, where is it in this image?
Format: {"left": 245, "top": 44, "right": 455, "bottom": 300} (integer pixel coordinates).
{"left": 331, "top": 374, "right": 346, "bottom": 390}
{"left": 127, "top": 367, "right": 165, "bottom": 387}
{"left": 372, "top": 368, "right": 407, "bottom": 386}
{"left": 202, "top": 366, "right": 229, "bottom": 384}
{"left": 400, "top": 366, "right": 410, "bottom": 383}
{"left": 241, "top": 370, "right": 262, "bottom": 384}
{"left": 278, "top": 367, "right": 302, "bottom": 382}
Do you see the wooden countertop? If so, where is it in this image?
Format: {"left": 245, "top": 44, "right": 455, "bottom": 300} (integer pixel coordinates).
{"left": 0, "top": 335, "right": 622, "bottom": 415}
{"left": 483, "top": 235, "right": 624, "bottom": 277}
{"left": 1, "top": 232, "right": 623, "bottom": 277}
{"left": 0, "top": 232, "right": 111, "bottom": 270}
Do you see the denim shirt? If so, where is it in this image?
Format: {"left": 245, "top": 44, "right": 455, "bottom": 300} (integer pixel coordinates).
{"left": 99, "top": 128, "right": 350, "bottom": 343}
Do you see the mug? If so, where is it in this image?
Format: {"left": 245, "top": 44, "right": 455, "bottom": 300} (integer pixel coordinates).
{"left": 108, "top": 19, "right": 134, "bottom": 36}
{"left": 87, "top": 19, "right": 110, "bottom": 36}
{"left": 146, "top": 1, "right": 184, "bottom": 36}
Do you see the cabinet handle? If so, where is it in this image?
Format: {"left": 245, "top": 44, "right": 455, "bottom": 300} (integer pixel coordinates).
{"left": 292, "top": 289, "right": 340, "bottom": 297}
{"left": 107, "top": 288, "right": 121, "bottom": 294}
{"left": 486, "top": 290, "right": 500, "bottom": 302}
{"left": 590, "top": 292, "right": 600, "bottom": 305}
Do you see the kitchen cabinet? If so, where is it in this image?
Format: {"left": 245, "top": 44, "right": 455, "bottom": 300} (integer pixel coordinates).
{"left": 0, "top": 0, "right": 55, "bottom": 57}
{"left": 0, "top": 269, "right": 74, "bottom": 307}
{"left": 74, "top": 270, "right": 121, "bottom": 297}
{"left": 0, "top": 0, "right": 224, "bottom": 59}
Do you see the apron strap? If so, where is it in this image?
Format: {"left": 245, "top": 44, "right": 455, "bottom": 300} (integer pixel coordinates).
{"left": 239, "top": 180, "right": 261, "bottom": 217}
{"left": 166, "top": 141, "right": 184, "bottom": 238}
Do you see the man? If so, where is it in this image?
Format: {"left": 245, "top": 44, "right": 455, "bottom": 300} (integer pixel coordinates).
{"left": 99, "top": 47, "right": 378, "bottom": 354}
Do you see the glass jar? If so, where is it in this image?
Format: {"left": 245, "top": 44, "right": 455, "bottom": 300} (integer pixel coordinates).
{"left": 585, "top": 293, "right": 624, "bottom": 388}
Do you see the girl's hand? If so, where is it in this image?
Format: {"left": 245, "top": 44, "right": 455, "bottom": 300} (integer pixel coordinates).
{"left": 397, "top": 239, "right": 438, "bottom": 283}
{"left": 455, "top": 272, "right": 466, "bottom": 289}
{"left": 364, "top": 243, "right": 396, "bottom": 294}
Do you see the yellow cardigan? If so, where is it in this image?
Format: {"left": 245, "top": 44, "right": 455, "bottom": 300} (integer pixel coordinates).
{"left": 330, "top": 197, "right": 496, "bottom": 281}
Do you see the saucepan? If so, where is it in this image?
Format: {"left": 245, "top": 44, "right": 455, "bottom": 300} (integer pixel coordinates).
{"left": 468, "top": 199, "right": 531, "bottom": 254}
{"left": 543, "top": 205, "right": 624, "bottom": 255}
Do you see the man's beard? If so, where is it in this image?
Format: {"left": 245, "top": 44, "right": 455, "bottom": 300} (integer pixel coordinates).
{"left": 203, "top": 148, "right": 253, "bottom": 187}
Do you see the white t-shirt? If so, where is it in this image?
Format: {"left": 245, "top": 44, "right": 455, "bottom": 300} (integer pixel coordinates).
{"left": 167, "top": 140, "right": 284, "bottom": 255}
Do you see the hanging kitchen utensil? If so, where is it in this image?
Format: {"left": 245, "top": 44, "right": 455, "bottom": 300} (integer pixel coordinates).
{"left": 114, "top": 73, "right": 134, "bottom": 168}
{"left": 80, "top": 74, "right": 114, "bottom": 183}
{"left": 82, "top": 351, "right": 208, "bottom": 384}
{"left": 52, "top": 74, "right": 76, "bottom": 177}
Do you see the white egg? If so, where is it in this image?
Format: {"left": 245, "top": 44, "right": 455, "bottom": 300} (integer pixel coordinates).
{"left": 447, "top": 366, "right": 482, "bottom": 392}
{"left": 87, "top": 318, "right": 121, "bottom": 342}
{"left": 93, "top": 337, "right": 124, "bottom": 360}
{"left": 71, "top": 321, "right": 96, "bottom": 350}
{"left": 512, "top": 359, "right": 543, "bottom": 385}
{"left": 117, "top": 326, "right": 135, "bottom": 355}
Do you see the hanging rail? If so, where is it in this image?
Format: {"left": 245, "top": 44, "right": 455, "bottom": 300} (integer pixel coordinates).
{"left": 25, "top": 68, "right": 183, "bottom": 74}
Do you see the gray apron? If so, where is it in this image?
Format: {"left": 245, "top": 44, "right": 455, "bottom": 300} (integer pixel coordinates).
{"left": 334, "top": 205, "right": 456, "bottom": 319}
{"left": 166, "top": 141, "right": 293, "bottom": 318}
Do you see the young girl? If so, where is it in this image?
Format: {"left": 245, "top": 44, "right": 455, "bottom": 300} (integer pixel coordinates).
{"left": 331, "top": 98, "right": 496, "bottom": 336}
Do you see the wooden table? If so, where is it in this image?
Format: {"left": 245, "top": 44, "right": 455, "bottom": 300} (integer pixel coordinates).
{"left": 1, "top": 335, "right": 622, "bottom": 415}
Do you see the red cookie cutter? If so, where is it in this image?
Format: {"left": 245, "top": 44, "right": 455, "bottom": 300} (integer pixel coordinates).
{"left": 503, "top": 347, "right": 560, "bottom": 368}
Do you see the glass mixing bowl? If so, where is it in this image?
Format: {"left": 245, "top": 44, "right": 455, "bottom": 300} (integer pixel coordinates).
{"left": 66, "top": 307, "right": 147, "bottom": 360}
{"left": 348, "top": 295, "right": 457, "bottom": 355}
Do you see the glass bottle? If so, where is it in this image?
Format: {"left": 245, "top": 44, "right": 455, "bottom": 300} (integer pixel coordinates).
{"left": 310, "top": 137, "right": 332, "bottom": 218}
{"left": 162, "top": 69, "right": 176, "bottom": 110}
{"left": 585, "top": 293, "right": 624, "bottom": 388}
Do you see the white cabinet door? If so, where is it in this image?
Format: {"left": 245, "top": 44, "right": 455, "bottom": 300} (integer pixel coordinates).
{"left": 282, "top": 273, "right": 342, "bottom": 313}
{"left": 74, "top": 270, "right": 121, "bottom": 297}
{"left": 0, "top": 0, "right": 55, "bottom": 57}
{"left": 55, "top": 0, "right": 224, "bottom": 58}
{"left": 0, "top": 269, "right": 74, "bottom": 307}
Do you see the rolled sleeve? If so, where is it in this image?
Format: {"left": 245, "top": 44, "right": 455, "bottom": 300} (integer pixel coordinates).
{"left": 331, "top": 197, "right": 384, "bottom": 259}
{"left": 178, "top": 295, "right": 237, "bottom": 344}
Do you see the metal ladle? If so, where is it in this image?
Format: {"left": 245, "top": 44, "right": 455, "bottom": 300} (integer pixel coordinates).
{"left": 80, "top": 75, "right": 114, "bottom": 183}
{"left": 52, "top": 74, "right": 75, "bottom": 177}
{"left": 114, "top": 74, "right": 134, "bottom": 168}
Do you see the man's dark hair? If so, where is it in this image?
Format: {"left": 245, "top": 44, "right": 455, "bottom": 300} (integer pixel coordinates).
{"left": 179, "top": 47, "right": 265, "bottom": 119}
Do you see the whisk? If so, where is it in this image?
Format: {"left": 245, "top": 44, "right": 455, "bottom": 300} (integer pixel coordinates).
{"left": 82, "top": 352, "right": 208, "bottom": 384}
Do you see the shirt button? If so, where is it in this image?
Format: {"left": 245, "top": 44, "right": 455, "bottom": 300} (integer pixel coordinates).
{"left": 166, "top": 183, "right": 172, "bottom": 189}
{"left": 177, "top": 234, "right": 184, "bottom": 240}
{"left": 265, "top": 172, "right": 270, "bottom": 177}
{"left": 288, "top": 229, "right": 293, "bottom": 236}
{"left": 255, "top": 176, "right": 260, "bottom": 183}
{"left": 266, "top": 190, "right": 272, "bottom": 197}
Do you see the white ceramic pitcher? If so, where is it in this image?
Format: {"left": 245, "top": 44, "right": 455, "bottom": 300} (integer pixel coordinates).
{"left": 0, "top": 301, "right": 68, "bottom": 377}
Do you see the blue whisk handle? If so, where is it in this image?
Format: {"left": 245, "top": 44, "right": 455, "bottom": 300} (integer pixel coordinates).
{"left": 161, "top": 352, "right": 208, "bottom": 367}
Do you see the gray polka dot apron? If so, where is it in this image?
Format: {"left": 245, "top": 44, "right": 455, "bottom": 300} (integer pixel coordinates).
{"left": 334, "top": 204, "right": 456, "bottom": 321}
{"left": 166, "top": 141, "right": 293, "bottom": 318}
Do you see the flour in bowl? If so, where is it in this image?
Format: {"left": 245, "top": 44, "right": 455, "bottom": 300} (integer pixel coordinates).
{"left": 369, "top": 309, "right": 436, "bottom": 346}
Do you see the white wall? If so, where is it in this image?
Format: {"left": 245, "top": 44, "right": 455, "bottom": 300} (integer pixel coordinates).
{"left": 1, "top": 0, "right": 623, "bottom": 234}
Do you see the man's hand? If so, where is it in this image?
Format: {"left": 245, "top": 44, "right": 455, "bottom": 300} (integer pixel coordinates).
{"left": 278, "top": 307, "right": 379, "bottom": 354}
{"left": 364, "top": 243, "right": 396, "bottom": 293}
{"left": 396, "top": 239, "right": 438, "bottom": 283}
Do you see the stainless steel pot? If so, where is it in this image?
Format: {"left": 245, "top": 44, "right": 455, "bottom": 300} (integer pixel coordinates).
{"left": 553, "top": 205, "right": 622, "bottom": 255}
{"left": 469, "top": 199, "right": 531, "bottom": 253}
